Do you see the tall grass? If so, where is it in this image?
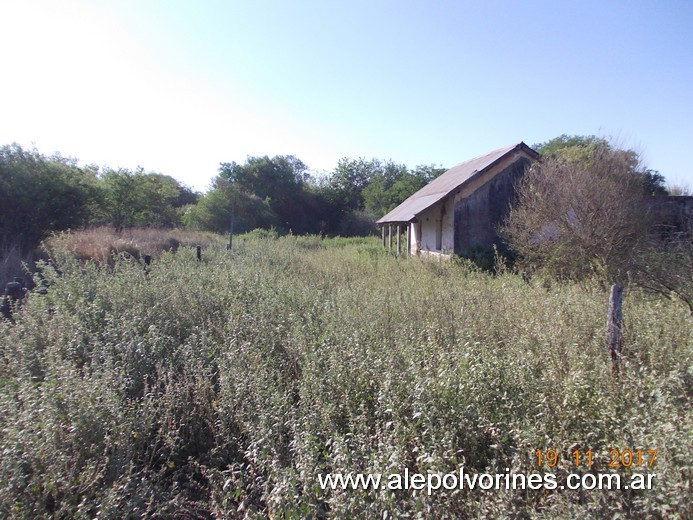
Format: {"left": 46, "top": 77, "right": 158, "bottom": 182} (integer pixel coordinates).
{"left": 0, "top": 233, "right": 690, "bottom": 518}
{"left": 1, "top": 227, "right": 219, "bottom": 289}
{"left": 44, "top": 227, "right": 220, "bottom": 265}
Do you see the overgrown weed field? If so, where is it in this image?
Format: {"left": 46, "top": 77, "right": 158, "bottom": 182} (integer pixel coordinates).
{"left": 0, "top": 234, "right": 690, "bottom": 518}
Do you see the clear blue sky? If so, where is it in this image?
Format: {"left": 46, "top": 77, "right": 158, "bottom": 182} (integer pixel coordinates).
{"left": 2, "top": 0, "right": 692, "bottom": 191}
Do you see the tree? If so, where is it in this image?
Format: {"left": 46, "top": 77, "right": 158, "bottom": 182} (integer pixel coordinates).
{"left": 181, "top": 184, "right": 234, "bottom": 234}
{"left": 534, "top": 135, "right": 668, "bottom": 196}
{"left": 533, "top": 134, "right": 607, "bottom": 159}
{"left": 96, "top": 169, "right": 195, "bottom": 230}
{"left": 182, "top": 176, "right": 276, "bottom": 234}
{"left": 363, "top": 164, "right": 447, "bottom": 217}
{"left": 641, "top": 169, "right": 668, "bottom": 196}
{"left": 303, "top": 178, "right": 349, "bottom": 236}
{"left": 135, "top": 174, "right": 184, "bottom": 227}
{"left": 98, "top": 169, "right": 145, "bottom": 231}
{"left": 219, "top": 156, "right": 307, "bottom": 200}
{"left": 328, "top": 157, "right": 380, "bottom": 211}
{"left": 361, "top": 160, "right": 406, "bottom": 217}
{"left": 502, "top": 142, "right": 656, "bottom": 282}
{"left": 0, "top": 143, "right": 99, "bottom": 251}
{"left": 185, "top": 154, "right": 444, "bottom": 238}
{"left": 218, "top": 155, "right": 311, "bottom": 233}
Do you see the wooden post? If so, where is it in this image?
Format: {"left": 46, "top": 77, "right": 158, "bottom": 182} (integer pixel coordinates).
{"left": 388, "top": 224, "right": 393, "bottom": 250}
{"left": 143, "top": 254, "right": 152, "bottom": 277}
{"left": 606, "top": 284, "right": 623, "bottom": 374}
{"left": 196, "top": 246, "right": 202, "bottom": 262}
{"left": 406, "top": 223, "right": 411, "bottom": 256}
{"left": 396, "top": 224, "right": 402, "bottom": 255}
{"left": 1, "top": 278, "right": 27, "bottom": 321}
{"left": 381, "top": 225, "right": 386, "bottom": 248}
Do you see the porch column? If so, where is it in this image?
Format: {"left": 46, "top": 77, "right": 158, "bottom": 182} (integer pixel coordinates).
{"left": 396, "top": 224, "right": 402, "bottom": 255}
{"left": 388, "top": 224, "right": 393, "bottom": 249}
{"left": 381, "top": 225, "right": 386, "bottom": 248}
{"left": 406, "top": 223, "right": 411, "bottom": 256}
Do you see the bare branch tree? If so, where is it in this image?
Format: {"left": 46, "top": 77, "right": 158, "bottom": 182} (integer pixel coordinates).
{"left": 501, "top": 143, "right": 653, "bottom": 283}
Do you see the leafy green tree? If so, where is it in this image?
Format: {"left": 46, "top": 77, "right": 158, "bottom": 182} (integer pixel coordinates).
{"left": 186, "top": 154, "right": 444, "bottom": 237}
{"left": 174, "top": 183, "right": 200, "bottom": 207}
{"left": 219, "top": 156, "right": 307, "bottom": 199}
{"left": 0, "top": 143, "right": 99, "bottom": 251}
{"left": 96, "top": 169, "right": 195, "bottom": 230}
{"left": 303, "top": 178, "right": 350, "bottom": 236}
{"left": 97, "top": 168, "right": 145, "bottom": 231}
{"left": 533, "top": 135, "right": 667, "bottom": 196}
{"left": 363, "top": 163, "right": 446, "bottom": 217}
{"left": 181, "top": 184, "right": 233, "bottom": 234}
{"left": 361, "top": 160, "right": 406, "bottom": 216}
{"left": 136, "top": 174, "right": 188, "bottom": 227}
{"left": 642, "top": 169, "right": 668, "bottom": 196}
{"left": 218, "top": 155, "right": 310, "bottom": 233}
{"left": 182, "top": 175, "right": 276, "bottom": 234}
{"left": 532, "top": 134, "right": 607, "bottom": 159}
{"left": 328, "top": 157, "right": 381, "bottom": 211}
{"left": 411, "top": 164, "right": 447, "bottom": 184}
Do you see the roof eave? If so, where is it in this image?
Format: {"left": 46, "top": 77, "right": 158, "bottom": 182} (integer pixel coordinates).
{"left": 376, "top": 142, "right": 539, "bottom": 225}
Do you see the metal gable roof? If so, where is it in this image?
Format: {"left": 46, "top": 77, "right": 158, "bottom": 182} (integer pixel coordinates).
{"left": 377, "top": 142, "right": 538, "bottom": 224}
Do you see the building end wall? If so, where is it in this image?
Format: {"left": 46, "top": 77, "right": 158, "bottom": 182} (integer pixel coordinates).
{"left": 454, "top": 155, "right": 533, "bottom": 254}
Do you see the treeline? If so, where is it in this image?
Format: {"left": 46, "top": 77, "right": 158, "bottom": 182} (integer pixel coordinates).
{"left": 0, "top": 143, "right": 445, "bottom": 252}
{"left": 184, "top": 156, "right": 444, "bottom": 237}
{"left": 0, "top": 144, "right": 197, "bottom": 252}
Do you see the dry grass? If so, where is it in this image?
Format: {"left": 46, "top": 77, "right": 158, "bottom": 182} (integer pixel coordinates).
{"left": 44, "top": 227, "right": 223, "bottom": 265}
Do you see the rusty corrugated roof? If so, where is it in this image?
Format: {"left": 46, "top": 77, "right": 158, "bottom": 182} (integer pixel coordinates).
{"left": 377, "top": 142, "right": 538, "bottom": 224}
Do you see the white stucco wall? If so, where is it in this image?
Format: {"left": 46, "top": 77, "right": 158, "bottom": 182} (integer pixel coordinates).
{"left": 409, "top": 222, "right": 419, "bottom": 255}
{"left": 414, "top": 199, "right": 454, "bottom": 254}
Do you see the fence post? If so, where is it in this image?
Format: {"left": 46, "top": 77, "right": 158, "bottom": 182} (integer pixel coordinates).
{"left": 196, "top": 245, "right": 202, "bottom": 262}
{"left": 1, "top": 278, "right": 27, "bottom": 321}
{"left": 606, "top": 284, "right": 623, "bottom": 374}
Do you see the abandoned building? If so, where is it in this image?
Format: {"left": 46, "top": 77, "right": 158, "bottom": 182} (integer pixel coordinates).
{"left": 377, "top": 142, "right": 540, "bottom": 258}
{"left": 648, "top": 194, "right": 693, "bottom": 238}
